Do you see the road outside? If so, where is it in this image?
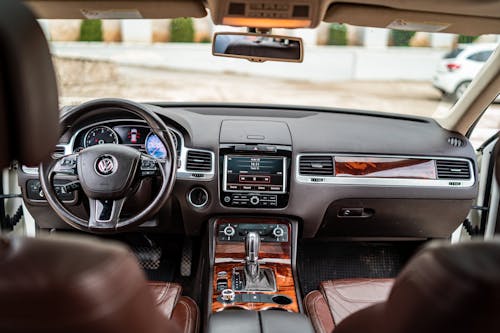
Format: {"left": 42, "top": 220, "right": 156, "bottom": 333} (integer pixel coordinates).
{"left": 55, "top": 57, "right": 498, "bottom": 149}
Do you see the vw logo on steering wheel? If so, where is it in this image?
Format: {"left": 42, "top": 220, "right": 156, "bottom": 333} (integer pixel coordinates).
{"left": 95, "top": 155, "right": 117, "bottom": 176}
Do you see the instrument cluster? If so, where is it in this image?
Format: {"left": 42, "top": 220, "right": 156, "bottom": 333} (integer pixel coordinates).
{"left": 72, "top": 121, "right": 182, "bottom": 159}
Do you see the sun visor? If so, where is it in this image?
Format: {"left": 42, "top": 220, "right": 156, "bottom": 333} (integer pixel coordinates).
{"left": 25, "top": 1, "right": 207, "bottom": 19}
{"left": 324, "top": 4, "right": 500, "bottom": 35}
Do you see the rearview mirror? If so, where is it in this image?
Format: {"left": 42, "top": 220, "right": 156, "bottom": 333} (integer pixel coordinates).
{"left": 212, "top": 32, "right": 303, "bottom": 63}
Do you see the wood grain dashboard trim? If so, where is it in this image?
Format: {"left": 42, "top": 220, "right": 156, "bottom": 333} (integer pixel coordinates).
{"left": 335, "top": 156, "right": 437, "bottom": 179}
{"left": 211, "top": 217, "right": 299, "bottom": 313}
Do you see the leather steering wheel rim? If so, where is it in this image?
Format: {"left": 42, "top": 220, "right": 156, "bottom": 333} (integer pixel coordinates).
{"left": 39, "top": 99, "right": 177, "bottom": 233}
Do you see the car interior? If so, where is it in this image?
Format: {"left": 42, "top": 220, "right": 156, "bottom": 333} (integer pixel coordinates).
{"left": 0, "top": 0, "right": 499, "bottom": 332}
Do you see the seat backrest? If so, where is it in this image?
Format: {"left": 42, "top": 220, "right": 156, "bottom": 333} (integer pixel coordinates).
{"left": 0, "top": 235, "right": 180, "bottom": 333}
{"left": 0, "top": 2, "right": 180, "bottom": 332}
{"left": 0, "top": 0, "right": 59, "bottom": 169}
{"left": 335, "top": 239, "right": 500, "bottom": 333}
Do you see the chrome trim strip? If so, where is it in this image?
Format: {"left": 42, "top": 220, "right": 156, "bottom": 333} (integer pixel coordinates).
{"left": 296, "top": 153, "right": 475, "bottom": 188}
{"left": 187, "top": 187, "right": 210, "bottom": 208}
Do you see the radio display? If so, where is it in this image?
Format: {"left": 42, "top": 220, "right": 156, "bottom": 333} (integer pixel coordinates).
{"left": 224, "top": 155, "right": 286, "bottom": 193}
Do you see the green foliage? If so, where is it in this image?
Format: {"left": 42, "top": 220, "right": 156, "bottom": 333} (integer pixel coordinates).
{"left": 327, "top": 24, "right": 347, "bottom": 45}
{"left": 391, "top": 30, "right": 415, "bottom": 47}
{"left": 79, "top": 19, "right": 103, "bottom": 42}
{"left": 169, "top": 18, "right": 195, "bottom": 43}
{"left": 457, "top": 35, "right": 479, "bottom": 44}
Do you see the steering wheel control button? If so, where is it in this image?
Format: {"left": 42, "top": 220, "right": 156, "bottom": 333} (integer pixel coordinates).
{"left": 140, "top": 157, "right": 158, "bottom": 177}
{"left": 223, "top": 225, "right": 236, "bottom": 237}
{"left": 221, "top": 289, "right": 235, "bottom": 303}
{"left": 187, "top": 187, "right": 209, "bottom": 208}
{"left": 94, "top": 155, "right": 118, "bottom": 176}
{"left": 55, "top": 155, "right": 78, "bottom": 175}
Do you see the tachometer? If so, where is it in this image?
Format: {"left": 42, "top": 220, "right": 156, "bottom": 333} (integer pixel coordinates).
{"left": 145, "top": 132, "right": 170, "bottom": 159}
{"left": 84, "top": 126, "right": 119, "bottom": 147}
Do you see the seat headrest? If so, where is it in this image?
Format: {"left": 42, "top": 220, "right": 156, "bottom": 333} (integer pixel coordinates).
{"left": 0, "top": 0, "right": 59, "bottom": 169}
{"left": 0, "top": 235, "right": 178, "bottom": 333}
{"left": 336, "top": 239, "right": 500, "bottom": 333}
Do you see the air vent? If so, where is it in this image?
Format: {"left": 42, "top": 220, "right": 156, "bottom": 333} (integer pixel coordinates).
{"left": 299, "top": 155, "right": 334, "bottom": 176}
{"left": 186, "top": 150, "right": 212, "bottom": 172}
{"left": 436, "top": 160, "right": 471, "bottom": 179}
{"left": 52, "top": 145, "right": 66, "bottom": 159}
{"left": 448, "top": 137, "right": 465, "bottom": 147}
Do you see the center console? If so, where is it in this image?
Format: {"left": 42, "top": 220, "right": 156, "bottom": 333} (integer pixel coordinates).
{"left": 209, "top": 217, "right": 300, "bottom": 313}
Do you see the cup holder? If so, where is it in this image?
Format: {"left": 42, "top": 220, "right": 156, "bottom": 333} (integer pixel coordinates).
{"left": 272, "top": 295, "right": 293, "bottom": 305}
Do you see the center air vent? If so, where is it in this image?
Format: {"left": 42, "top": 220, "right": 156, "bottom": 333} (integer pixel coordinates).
{"left": 299, "top": 155, "right": 334, "bottom": 176}
{"left": 436, "top": 160, "right": 471, "bottom": 179}
{"left": 186, "top": 150, "right": 212, "bottom": 172}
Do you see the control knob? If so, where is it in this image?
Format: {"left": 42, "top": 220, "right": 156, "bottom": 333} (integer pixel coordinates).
{"left": 272, "top": 226, "right": 285, "bottom": 238}
{"left": 223, "top": 225, "right": 236, "bottom": 237}
{"left": 250, "top": 196, "right": 260, "bottom": 205}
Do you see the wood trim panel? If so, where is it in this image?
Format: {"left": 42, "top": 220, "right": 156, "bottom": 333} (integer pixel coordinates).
{"left": 212, "top": 262, "right": 299, "bottom": 312}
{"left": 211, "top": 217, "right": 299, "bottom": 313}
{"left": 335, "top": 156, "right": 437, "bottom": 179}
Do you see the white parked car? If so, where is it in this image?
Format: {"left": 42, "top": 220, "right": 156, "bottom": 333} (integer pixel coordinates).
{"left": 433, "top": 43, "right": 499, "bottom": 101}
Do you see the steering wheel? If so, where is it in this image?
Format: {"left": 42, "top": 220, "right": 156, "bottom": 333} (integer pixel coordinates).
{"left": 40, "top": 99, "right": 177, "bottom": 233}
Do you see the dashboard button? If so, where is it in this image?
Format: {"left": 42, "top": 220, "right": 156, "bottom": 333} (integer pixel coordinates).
{"left": 223, "top": 196, "right": 231, "bottom": 203}
{"left": 250, "top": 196, "right": 260, "bottom": 205}
{"left": 223, "top": 225, "right": 236, "bottom": 237}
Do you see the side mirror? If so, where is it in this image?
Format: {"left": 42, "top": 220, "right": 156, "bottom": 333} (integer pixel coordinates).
{"left": 212, "top": 32, "right": 303, "bottom": 63}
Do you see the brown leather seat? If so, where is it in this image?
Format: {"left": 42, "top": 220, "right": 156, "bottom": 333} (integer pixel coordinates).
{"left": 305, "top": 239, "right": 500, "bottom": 333}
{"left": 304, "top": 278, "right": 394, "bottom": 333}
{"left": 0, "top": 1, "right": 199, "bottom": 331}
{"left": 0, "top": 235, "right": 199, "bottom": 333}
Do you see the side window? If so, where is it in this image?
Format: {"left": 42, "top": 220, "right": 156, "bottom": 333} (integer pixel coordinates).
{"left": 468, "top": 51, "right": 493, "bottom": 62}
{"left": 469, "top": 101, "right": 500, "bottom": 150}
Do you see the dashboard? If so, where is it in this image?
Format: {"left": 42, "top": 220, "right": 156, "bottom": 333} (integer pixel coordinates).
{"left": 18, "top": 103, "right": 479, "bottom": 239}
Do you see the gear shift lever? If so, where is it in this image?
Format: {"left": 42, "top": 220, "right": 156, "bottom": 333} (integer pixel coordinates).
{"left": 245, "top": 231, "right": 260, "bottom": 280}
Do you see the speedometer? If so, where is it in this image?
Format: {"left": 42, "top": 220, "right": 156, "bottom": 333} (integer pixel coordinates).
{"left": 145, "top": 133, "right": 168, "bottom": 159}
{"left": 84, "top": 126, "right": 119, "bottom": 147}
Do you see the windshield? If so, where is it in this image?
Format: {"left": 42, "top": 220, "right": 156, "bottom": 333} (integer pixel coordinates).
{"left": 43, "top": 19, "right": 499, "bottom": 126}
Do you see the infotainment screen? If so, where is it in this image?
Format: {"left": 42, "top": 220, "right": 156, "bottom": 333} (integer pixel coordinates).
{"left": 224, "top": 155, "right": 286, "bottom": 193}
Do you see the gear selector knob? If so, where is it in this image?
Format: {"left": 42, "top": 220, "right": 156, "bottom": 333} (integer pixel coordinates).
{"left": 245, "top": 231, "right": 260, "bottom": 262}
{"left": 245, "top": 231, "right": 260, "bottom": 280}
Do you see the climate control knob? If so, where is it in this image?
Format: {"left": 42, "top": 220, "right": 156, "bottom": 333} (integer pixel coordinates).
{"left": 272, "top": 226, "right": 285, "bottom": 238}
{"left": 223, "top": 225, "right": 236, "bottom": 237}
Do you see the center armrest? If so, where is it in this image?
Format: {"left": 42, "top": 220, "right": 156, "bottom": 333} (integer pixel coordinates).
{"left": 208, "top": 310, "right": 314, "bottom": 333}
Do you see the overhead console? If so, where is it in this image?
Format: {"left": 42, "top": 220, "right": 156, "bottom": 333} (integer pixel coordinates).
{"left": 219, "top": 120, "right": 292, "bottom": 209}
{"left": 207, "top": 0, "right": 322, "bottom": 28}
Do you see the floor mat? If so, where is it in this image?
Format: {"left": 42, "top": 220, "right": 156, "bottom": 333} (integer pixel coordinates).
{"left": 297, "top": 241, "right": 424, "bottom": 295}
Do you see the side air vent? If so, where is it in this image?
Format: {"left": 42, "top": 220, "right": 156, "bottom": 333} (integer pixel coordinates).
{"left": 52, "top": 145, "right": 66, "bottom": 159}
{"left": 299, "top": 155, "right": 334, "bottom": 176}
{"left": 436, "top": 160, "right": 471, "bottom": 179}
{"left": 448, "top": 137, "right": 465, "bottom": 147}
{"left": 186, "top": 150, "right": 212, "bottom": 172}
